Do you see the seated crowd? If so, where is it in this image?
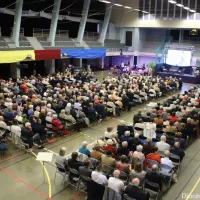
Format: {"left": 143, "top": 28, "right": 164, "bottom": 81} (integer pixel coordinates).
{"left": 0, "top": 69, "right": 180, "bottom": 152}
{"left": 55, "top": 85, "right": 200, "bottom": 200}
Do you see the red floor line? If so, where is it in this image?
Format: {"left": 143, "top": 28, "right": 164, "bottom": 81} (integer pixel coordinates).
{"left": 0, "top": 152, "right": 21, "bottom": 162}
{"left": 0, "top": 165, "right": 52, "bottom": 200}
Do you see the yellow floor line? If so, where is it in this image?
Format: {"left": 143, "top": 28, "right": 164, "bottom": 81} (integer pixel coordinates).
{"left": 186, "top": 177, "right": 200, "bottom": 200}
{"left": 31, "top": 152, "right": 52, "bottom": 199}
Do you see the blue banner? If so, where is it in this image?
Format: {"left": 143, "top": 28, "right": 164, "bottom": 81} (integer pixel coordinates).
{"left": 61, "top": 48, "right": 106, "bottom": 59}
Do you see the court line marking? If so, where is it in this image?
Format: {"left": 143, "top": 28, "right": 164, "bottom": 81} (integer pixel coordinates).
{"left": 186, "top": 177, "right": 200, "bottom": 200}
{"left": 0, "top": 165, "right": 52, "bottom": 200}
{"left": 31, "top": 152, "right": 52, "bottom": 199}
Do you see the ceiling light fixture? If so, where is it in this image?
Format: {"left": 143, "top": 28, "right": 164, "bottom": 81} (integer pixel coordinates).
{"left": 99, "top": 0, "right": 111, "bottom": 3}
{"left": 168, "top": 0, "right": 177, "bottom": 4}
{"left": 176, "top": 4, "right": 184, "bottom": 7}
{"left": 124, "top": 6, "right": 132, "bottom": 9}
{"left": 190, "top": 9, "right": 196, "bottom": 12}
{"left": 134, "top": 9, "right": 140, "bottom": 11}
{"left": 114, "top": 3, "right": 123, "bottom": 7}
{"left": 183, "top": 6, "right": 190, "bottom": 10}
{"left": 142, "top": 11, "right": 149, "bottom": 13}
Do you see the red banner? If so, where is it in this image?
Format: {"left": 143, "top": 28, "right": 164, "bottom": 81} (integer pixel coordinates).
{"left": 35, "top": 50, "right": 61, "bottom": 60}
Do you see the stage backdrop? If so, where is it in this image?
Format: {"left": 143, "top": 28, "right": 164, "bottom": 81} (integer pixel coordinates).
{"left": 61, "top": 48, "right": 106, "bottom": 59}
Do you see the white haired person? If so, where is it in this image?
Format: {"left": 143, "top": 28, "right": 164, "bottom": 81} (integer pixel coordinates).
{"left": 51, "top": 114, "right": 63, "bottom": 131}
{"left": 125, "top": 178, "right": 150, "bottom": 200}
{"left": 79, "top": 141, "right": 91, "bottom": 157}
{"left": 155, "top": 135, "right": 170, "bottom": 152}
{"left": 21, "top": 122, "right": 44, "bottom": 151}
{"left": 108, "top": 170, "right": 124, "bottom": 194}
{"left": 130, "top": 145, "right": 145, "bottom": 162}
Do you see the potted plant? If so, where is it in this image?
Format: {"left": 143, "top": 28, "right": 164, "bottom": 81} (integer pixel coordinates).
{"left": 149, "top": 62, "right": 156, "bottom": 75}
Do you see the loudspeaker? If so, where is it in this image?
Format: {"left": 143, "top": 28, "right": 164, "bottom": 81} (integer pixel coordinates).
{"left": 134, "top": 56, "right": 137, "bottom": 66}
{"left": 125, "top": 31, "right": 133, "bottom": 46}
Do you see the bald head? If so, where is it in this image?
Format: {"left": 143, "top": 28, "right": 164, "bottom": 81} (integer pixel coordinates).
{"left": 174, "top": 142, "right": 180, "bottom": 148}
{"left": 152, "top": 164, "right": 158, "bottom": 172}
{"left": 164, "top": 150, "right": 170, "bottom": 157}
{"left": 0, "top": 116, "right": 4, "bottom": 121}
{"left": 113, "top": 170, "right": 120, "bottom": 178}
{"left": 132, "top": 178, "right": 140, "bottom": 186}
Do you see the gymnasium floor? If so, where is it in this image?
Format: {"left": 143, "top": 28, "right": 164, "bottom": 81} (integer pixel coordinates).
{"left": 0, "top": 71, "right": 200, "bottom": 200}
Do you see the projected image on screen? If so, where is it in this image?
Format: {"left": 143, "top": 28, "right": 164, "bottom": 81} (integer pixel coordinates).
{"left": 166, "top": 50, "right": 191, "bottom": 66}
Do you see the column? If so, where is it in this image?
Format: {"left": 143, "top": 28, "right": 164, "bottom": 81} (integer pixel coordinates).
{"left": 12, "top": 0, "right": 24, "bottom": 47}
{"left": 48, "top": 0, "right": 62, "bottom": 46}
{"left": 98, "top": 0, "right": 114, "bottom": 44}
{"left": 133, "top": 28, "right": 140, "bottom": 52}
{"left": 45, "top": 60, "right": 55, "bottom": 74}
{"left": 10, "top": 63, "right": 21, "bottom": 79}
{"left": 77, "top": 0, "right": 91, "bottom": 43}
{"left": 99, "top": 57, "right": 104, "bottom": 69}
{"left": 179, "top": 30, "right": 182, "bottom": 43}
{"left": 73, "top": 59, "right": 82, "bottom": 68}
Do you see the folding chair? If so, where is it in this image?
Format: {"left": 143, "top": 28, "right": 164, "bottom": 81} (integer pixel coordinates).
{"left": 54, "top": 162, "right": 69, "bottom": 186}
{"left": 68, "top": 167, "right": 80, "bottom": 192}
{"left": 145, "top": 159, "right": 160, "bottom": 171}
{"left": 123, "top": 194, "right": 136, "bottom": 200}
{"left": 169, "top": 154, "right": 181, "bottom": 174}
{"left": 77, "top": 174, "right": 92, "bottom": 193}
{"left": 144, "top": 179, "right": 161, "bottom": 200}
{"left": 159, "top": 163, "right": 173, "bottom": 189}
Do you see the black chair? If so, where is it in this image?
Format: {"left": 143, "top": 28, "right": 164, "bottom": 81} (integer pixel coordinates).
{"left": 144, "top": 179, "right": 161, "bottom": 200}
{"left": 123, "top": 194, "right": 136, "bottom": 200}
{"left": 54, "top": 162, "right": 69, "bottom": 186}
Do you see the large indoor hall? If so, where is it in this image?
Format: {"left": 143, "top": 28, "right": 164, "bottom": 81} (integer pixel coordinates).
{"left": 1, "top": 0, "right": 200, "bottom": 200}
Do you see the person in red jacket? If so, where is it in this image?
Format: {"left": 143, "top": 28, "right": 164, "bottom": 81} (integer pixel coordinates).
{"left": 52, "top": 114, "right": 63, "bottom": 131}
{"left": 104, "top": 139, "right": 117, "bottom": 159}
{"left": 144, "top": 147, "right": 161, "bottom": 168}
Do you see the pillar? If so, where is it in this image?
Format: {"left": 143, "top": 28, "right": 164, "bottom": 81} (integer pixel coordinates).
{"left": 133, "top": 28, "right": 140, "bottom": 51}
{"left": 45, "top": 60, "right": 55, "bottom": 74}
{"left": 99, "top": 57, "right": 104, "bottom": 69}
{"left": 77, "top": 0, "right": 91, "bottom": 43}
{"left": 48, "top": 0, "right": 62, "bottom": 46}
{"left": 10, "top": 63, "right": 21, "bottom": 79}
{"left": 73, "top": 59, "right": 82, "bottom": 68}
{"left": 98, "top": 0, "right": 114, "bottom": 44}
{"left": 179, "top": 30, "right": 182, "bottom": 43}
{"left": 12, "top": 0, "right": 24, "bottom": 47}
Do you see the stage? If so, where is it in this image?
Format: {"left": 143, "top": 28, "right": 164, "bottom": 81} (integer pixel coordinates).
{"left": 157, "top": 72, "right": 200, "bottom": 84}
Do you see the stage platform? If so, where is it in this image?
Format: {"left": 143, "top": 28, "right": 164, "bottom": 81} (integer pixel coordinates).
{"left": 157, "top": 72, "right": 200, "bottom": 84}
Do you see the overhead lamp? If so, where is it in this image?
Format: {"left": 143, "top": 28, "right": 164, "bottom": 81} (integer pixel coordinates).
{"left": 124, "top": 6, "right": 132, "bottom": 9}
{"left": 114, "top": 3, "right": 123, "bottom": 6}
{"left": 99, "top": 0, "right": 111, "bottom": 3}
{"left": 176, "top": 4, "right": 184, "bottom": 7}
{"left": 134, "top": 9, "right": 140, "bottom": 11}
{"left": 190, "top": 9, "right": 196, "bottom": 12}
{"left": 142, "top": 11, "right": 149, "bottom": 13}
{"left": 183, "top": 7, "right": 190, "bottom": 10}
{"left": 168, "top": 0, "right": 177, "bottom": 4}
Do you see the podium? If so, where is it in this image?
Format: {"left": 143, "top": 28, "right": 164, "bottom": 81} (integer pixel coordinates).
{"left": 36, "top": 152, "right": 53, "bottom": 183}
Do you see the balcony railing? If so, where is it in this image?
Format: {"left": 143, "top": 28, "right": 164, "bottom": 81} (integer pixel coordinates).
{"left": 33, "top": 28, "right": 69, "bottom": 38}
{"left": 84, "top": 31, "right": 99, "bottom": 38}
